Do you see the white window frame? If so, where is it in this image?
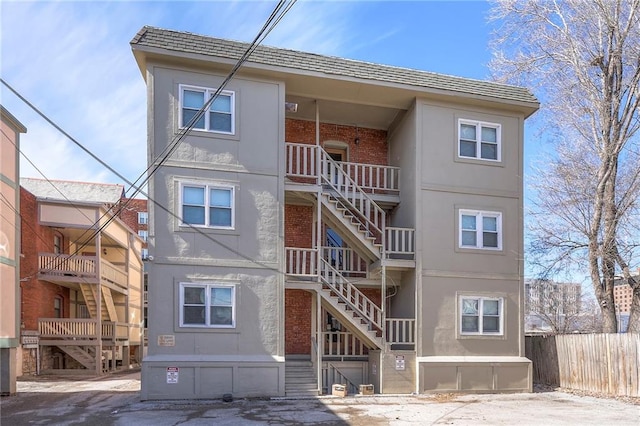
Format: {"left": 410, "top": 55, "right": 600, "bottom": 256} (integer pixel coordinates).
{"left": 458, "top": 119, "right": 501, "bottom": 162}
{"left": 459, "top": 209, "right": 502, "bottom": 250}
{"left": 138, "top": 212, "right": 148, "bottom": 225}
{"left": 138, "top": 230, "right": 148, "bottom": 243}
{"left": 179, "top": 84, "right": 235, "bottom": 135}
{"left": 179, "top": 182, "right": 235, "bottom": 230}
{"left": 179, "top": 283, "right": 236, "bottom": 328}
{"left": 141, "top": 248, "right": 149, "bottom": 260}
{"left": 460, "top": 296, "right": 504, "bottom": 336}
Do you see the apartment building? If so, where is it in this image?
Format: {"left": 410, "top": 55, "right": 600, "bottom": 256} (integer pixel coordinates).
{"left": 524, "top": 279, "right": 582, "bottom": 333}
{"left": 0, "top": 106, "right": 26, "bottom": 395}
{"left": 614, "top": 269, "right": 640, "bottom": 333}
{"left": 131, "top": 26, "right": 539, "bottom": 399}
{"left": 19, "top": 178, "right": 144, "bottom": 375}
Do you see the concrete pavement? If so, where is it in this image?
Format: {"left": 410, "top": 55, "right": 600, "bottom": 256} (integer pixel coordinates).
{"left": 1, "top": 370, "right": 638, "bottom": 425}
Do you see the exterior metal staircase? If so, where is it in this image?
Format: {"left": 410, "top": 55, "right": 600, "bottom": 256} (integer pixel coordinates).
{"left": 318, "top": 259, "right": 383, "bottom": 349}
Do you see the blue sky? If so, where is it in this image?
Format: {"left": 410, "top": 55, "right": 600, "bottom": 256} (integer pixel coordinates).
{"left": 1, "top": 0, "right": 510, "bottom": 186}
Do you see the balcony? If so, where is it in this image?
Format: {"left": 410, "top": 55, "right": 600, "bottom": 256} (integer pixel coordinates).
{"left": 38, "top": 253, "right": 128, "bottom": 292}
{"left": 38, "top": 318, "right": 131, "bottom": 343}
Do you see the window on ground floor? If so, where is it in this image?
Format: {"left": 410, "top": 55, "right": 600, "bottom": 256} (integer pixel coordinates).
{"left": 180, "top": 283, "right": 236, "bottom": 328}
{"left": 460, "top": 296, "right": 503, "bottom": 336}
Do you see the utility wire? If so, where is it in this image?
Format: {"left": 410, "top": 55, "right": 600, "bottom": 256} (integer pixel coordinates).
{"left": 2, "top": 0, "right": 297, "bottom": 276}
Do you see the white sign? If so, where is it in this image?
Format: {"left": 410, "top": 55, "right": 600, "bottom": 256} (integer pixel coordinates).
{"left": 395, "top": 355, "right": 405, "bottom": 371}
{"left": 167, "top": 367, "right": 179, "bottom": 384}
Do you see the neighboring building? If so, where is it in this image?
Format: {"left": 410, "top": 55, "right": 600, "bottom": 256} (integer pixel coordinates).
{"left": 614, "top": 269, "right": 639, "bottom": 333}
{"left": 0, "top": 106, "right": 26, "bottom": 395}
{"left": 19, "top": 178, "right": 144, "bottom": 375}
{"left": 524, "top": 279, "right": 582, "bottom": 333}
{"left": 131, "top": 26, "right": 539, "bottom": 399}
{"left": 117, "top": 197, "right": 149, "bottom": 341}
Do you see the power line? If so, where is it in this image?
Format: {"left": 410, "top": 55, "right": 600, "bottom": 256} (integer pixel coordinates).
{"left": 2, "top": 0, "right": 297, "bottom": 277}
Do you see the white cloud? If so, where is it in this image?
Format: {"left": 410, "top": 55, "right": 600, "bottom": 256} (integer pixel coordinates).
{"left": 1, "top": 0, "right": 361, "bottom": 188}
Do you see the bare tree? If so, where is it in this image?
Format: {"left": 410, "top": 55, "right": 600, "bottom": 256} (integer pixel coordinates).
{"left": 490, "top": 0, "right": 640, "bottom": 332}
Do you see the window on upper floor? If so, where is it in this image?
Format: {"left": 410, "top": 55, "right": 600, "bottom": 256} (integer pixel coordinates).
{"left": 180, "top": 183, "right": 234, "bottom": 229}
{"left": 459, "top": 209, "right": 502, "bottom": 250}
{"left": 460, "top": 296, "right": 503, "bottom": 336}
{"left": 458, "top": 119, "right": 501, "bottom": 161}
{"left": 179, "top": 85, "right": 235, "bottom": 134}
{"left": 141, "top": 248, "right": 149, "bottom": 260}
{"left": 138, "top": 230, "right": 148, "bottom": 243}
{"left": 180, "top": 283, "right": 235, "bottom": 328}
{"left": 138, "top": 212, "right": 148, "bottom": 225}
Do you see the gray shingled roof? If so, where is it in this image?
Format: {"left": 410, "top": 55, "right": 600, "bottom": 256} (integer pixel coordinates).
{"left": 21, "top": 178, "right": 124, "bottom": 205}
{"left": 131, "top": 26, "right": 538, "bottom": 106}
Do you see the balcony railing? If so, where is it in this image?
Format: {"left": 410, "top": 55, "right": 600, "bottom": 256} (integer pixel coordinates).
{"left": 321, "top": 332, "right": 369, "bottom": 358}
{"left": 285, "top": 142, "right": 400, "bottom": 194}
{"left": 385, "top": 227, "right": 415, "bottom": 260}
{"left": 39, "top": 318, "right": 134, "bottom": 342}
{"left": 321, "top": 246, "right": 367, "bottom": 277}
{"left": 385, "top": 318, "right": 415, "bottom": 345}
{"left": 38, "top": 253, "right": 128, "bottom": 290}
{"left": 285, "top": 247, "right": 317, "bottom": 276}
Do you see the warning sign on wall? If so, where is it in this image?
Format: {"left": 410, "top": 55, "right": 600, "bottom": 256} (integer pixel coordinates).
{"left": 395, "top": 355, "right": 405, "bottom": 371}
{"left": 167, "top": 367, "right": 179, "bottom": 384}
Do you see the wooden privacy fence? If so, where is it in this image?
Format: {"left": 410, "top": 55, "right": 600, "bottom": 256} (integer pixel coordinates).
{"left": 526, "top": 333, "right": 640, "bottom": 397}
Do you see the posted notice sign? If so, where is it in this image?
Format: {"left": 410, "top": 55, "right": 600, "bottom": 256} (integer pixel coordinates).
{"left": 395, "top": 355, "right": 405, "bottom": 371}
{"left": 167, "top": 367, "right": 179, "bottom": 384}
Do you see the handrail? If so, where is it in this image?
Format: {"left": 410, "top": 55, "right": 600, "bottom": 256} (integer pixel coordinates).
{"left": 321, "top": 246, "right": 367, "bottom": 276}
{"left": 320, "top": 148, "right": 386, "bottom": 249}
{"left": 322, "top": 332, "right": 368, "bottom": 357}
{"left": 285, "top": 143, "right": 318, "bottom": 178}
{"left": 285, "top": 247, "right": 317, "bottom": 276}
{"left": 319, "top": 258, "right": 382, "bottom": 331}
{"left": 39, "top": 253, "right": 96, "bottom": 277}
{"left": 337, "top": 161, "right": 400, "bottom": 194}
{"left": 323, "top": 362, "right": 360, "bottom": 395}
{"left": 385, "top": 318, "right": 415, "bottom": 345}
{"left": 385, "top": 227, "right": 415, "bottom": 259}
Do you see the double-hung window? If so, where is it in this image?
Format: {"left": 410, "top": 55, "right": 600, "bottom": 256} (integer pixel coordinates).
{"left": 459, "top": 210, "right": 502, "bottom": 250}
{"left": 460, "top": 297, "right": 503, "bottom": 335}
{"left": 180, "top": 85, "right": 235, "bottom": 134}
{"left": 180, "top": 283, "right": 235, "bottom": 328}
{"left": 459, "top": 120, "right": 501, "bottom": 161}
{"left": 138, "top": 212, "right": 148, "bottom": 225}
{"left": 181, "top": 183, "right": 234, "bottom": 229}
{"left": 138, "top": 230, "right": 148, "bottom": 243}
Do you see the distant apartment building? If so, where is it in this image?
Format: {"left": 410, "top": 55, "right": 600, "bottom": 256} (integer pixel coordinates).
{"left": 613, "top": 268, "right": 639, "bottom": 333}
{"left": 19, "top": 178, "right": 144, "bottom": 375}
{"left": 524, "top": 279, "right": 582, "bottom": 333}
{"left": 0, "top": 106, "right": 26, "bottom": 395}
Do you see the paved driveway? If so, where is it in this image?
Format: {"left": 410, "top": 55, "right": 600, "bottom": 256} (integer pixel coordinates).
{"left": 1, "top": 371, "right": 638, "bottom": 425}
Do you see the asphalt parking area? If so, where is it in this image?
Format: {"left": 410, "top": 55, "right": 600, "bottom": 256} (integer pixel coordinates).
{"left": 1, "top": 371, "right": 638, "bottom": 425}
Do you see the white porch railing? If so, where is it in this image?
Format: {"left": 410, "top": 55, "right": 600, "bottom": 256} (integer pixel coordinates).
{"left": 286, "top": 143, "right": 318, "bottom": 179}
{"left": 100, "top": 259, "right": 127, "bottom": 289}
{"left": 385, "top": 227, "right": 415, "bottom": 259}
{"left": 322, "top": 332, "right": 368, "bottom": 357}
{"left": 319, "top": 258, "right": 382, "bottom": 331}
{"left": 285, "top": 143, "right": 400, "bottom": 194}
{"left": 39, "top": 318, "right": 98, "bottom": 338}
{"left": 321, "top": 246, "right": 367, "bottom": 277}
{"left": 39, "top": 253, "right": 96, "bottom": 277}
{"left": 385, "top": 318, "right": 415, "bottom": 345}
{"left": 338, "top": 161, "right": 399, "bottom": 194}
{"left": 285, "top": 247, "right": 317, "bottom": 276}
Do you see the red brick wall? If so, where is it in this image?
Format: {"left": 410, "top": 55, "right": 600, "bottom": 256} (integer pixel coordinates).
{"left": 19, "top": 188, "right": 70, "bottom": 331}
{"left": 285, "top": 289, "right": 312, "bottom": 355}
{"left": 118, "top": 198, "right": 147, "bottom": 249}
{"left": 285, "top": 205, "right": 313, "bottom": 248}
{"left": 285, "top": 118, "right": 388, "bottom": 165}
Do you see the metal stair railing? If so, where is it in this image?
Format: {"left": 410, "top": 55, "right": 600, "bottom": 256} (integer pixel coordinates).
{"left": 322, "top": 362, "right": 360, "bottom": 395}
{"left": 319, "top": 148, "right": 386, "bottom": 250}
{"left": 319, "top": 258, "right": 382, "bottom": 332}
